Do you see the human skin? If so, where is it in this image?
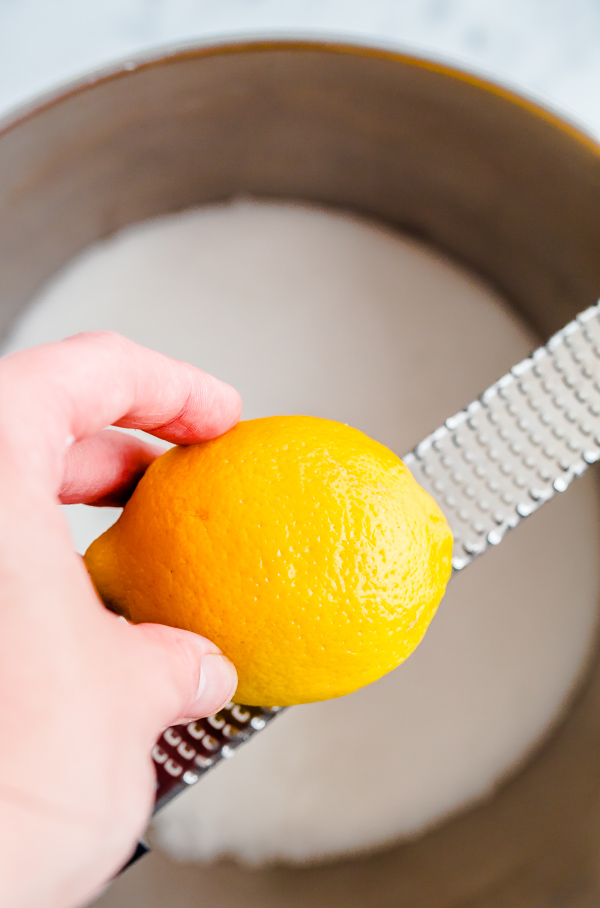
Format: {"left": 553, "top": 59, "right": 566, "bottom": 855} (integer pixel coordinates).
{"left": 0, "top": 331, "right": 241, "bottom": 908}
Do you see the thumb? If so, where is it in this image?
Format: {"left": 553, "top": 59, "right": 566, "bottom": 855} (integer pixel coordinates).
{"left": 124, "top": 622, "right": 238, "bottom": 736}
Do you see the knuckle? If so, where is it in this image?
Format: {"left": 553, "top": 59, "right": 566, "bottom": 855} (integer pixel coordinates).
{"left": 66, "top": 329, "right": 130, "bottom": 353}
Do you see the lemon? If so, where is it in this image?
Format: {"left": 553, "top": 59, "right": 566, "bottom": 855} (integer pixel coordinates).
{"left": 84, "top": 416, "right": 452, "bottom": 706}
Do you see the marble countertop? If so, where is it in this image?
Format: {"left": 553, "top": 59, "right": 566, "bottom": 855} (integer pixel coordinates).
{"left": 0, "top": 0, "right": 599, "bottom": 140}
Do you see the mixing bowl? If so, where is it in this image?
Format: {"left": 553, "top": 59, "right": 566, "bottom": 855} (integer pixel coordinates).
{"left": 2, "top": 40, "right": 600, "bottom": 908}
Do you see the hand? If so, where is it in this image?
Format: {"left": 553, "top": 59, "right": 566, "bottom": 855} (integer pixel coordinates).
{"left": 0, "top": 331, "right": 240, "bottom": 908}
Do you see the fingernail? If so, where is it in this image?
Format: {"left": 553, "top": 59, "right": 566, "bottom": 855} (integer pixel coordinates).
{"left": 218, "top": 381, "right": 242, "bottom": 419}
{"left": 191, "top": 653, "right": 237, "bottom": 716}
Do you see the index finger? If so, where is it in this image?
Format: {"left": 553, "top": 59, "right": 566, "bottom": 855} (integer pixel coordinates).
{"left": 0, "top": 331, "right": 242, "bottom": 487}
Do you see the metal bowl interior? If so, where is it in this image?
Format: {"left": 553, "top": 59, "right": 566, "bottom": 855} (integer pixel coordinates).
{"left": 2, "top": 41, "right": 600, "bottom": 908}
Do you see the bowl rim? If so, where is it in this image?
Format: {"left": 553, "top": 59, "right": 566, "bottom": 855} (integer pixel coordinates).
{"left": 0, "top": 36, "right": 598, "bottom": 159}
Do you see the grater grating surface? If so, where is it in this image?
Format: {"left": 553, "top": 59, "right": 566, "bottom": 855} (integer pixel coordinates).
{"left": 152, "top": 703, "right": 282, "bottom": 811}
{"left": 141, "top": 301, "right": 600, "bottom": 844}
{"left": 404, "top": 301, "right": 600, "bottom": 571}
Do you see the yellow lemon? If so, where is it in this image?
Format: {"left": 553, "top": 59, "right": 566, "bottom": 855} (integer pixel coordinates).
{"left": 84, "top": 416, "right": 452, "bottom": 706}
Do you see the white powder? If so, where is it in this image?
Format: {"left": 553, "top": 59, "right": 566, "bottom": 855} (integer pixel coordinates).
{"left": 4, "top": 200, "right": 600, "bottom": 864}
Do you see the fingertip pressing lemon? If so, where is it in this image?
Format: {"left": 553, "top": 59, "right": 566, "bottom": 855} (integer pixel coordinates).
{"left": 84, "top": 416, "right": 452, "bottom": 706}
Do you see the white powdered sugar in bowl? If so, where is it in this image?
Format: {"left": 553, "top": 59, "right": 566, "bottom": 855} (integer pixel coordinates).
{"left": 4, "top": 200, "right": 600, "bottom": 864}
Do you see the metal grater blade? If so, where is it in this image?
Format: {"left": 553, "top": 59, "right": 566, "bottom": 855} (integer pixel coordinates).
{"left": 151, "top": 703, "right": 283, "bottom": 811}
{"left": 137, "top": 299, "right": 600, "bottom": 855}
{"left": 404, "top": 300, "right": 600, "bottom": 571}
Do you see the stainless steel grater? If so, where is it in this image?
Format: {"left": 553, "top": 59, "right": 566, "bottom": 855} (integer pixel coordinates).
{"left": 131, "top": 299, "right": 600, "bottom": 865}
{"left": 151, "top": 703, "right": 283, "bottom": 811}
